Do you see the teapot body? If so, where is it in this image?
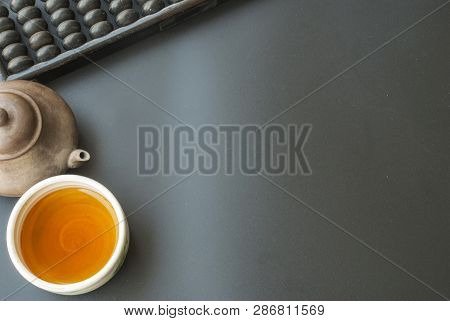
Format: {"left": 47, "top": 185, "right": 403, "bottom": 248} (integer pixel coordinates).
{"left": 0, "top": 80, "right": 88, "bottom": 197}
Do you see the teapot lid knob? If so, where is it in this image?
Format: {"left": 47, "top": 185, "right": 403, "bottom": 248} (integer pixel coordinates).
{"left": 0, "top": 108, "right": 7, "bottom": 126}
{"left": 0, "top": 90, "right": 42, "bottom": 161}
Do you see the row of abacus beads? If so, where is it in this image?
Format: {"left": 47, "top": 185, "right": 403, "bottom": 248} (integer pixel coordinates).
{"left": 44, "top": 0, "right": 86, "bottom": 49}
{"left": 104, "top": 0, "right": 168, "bottom": 27}
{"left": 109, "top": 0, "right": 166, "bottom": 24}
{"left": 76, "top": 0, "right": 166, "bottom": 37}
{"left": 10, "top": 0, "right": 60, "bottom": 62}
{"left": 0, "top": 4, "right": 34, "bottom": 73}
{"left": 108, "top": 0, "right": 139, "bottom": 27}
{"left": 76, "top": 0, "right": 113, "bottom": 38}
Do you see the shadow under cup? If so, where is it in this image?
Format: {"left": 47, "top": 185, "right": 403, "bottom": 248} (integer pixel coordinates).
{"left": 7, "top": 175, "right": 129, "bottom": 295}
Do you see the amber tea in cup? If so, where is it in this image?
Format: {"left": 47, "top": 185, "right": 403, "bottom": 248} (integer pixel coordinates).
{"left": 20, "top": 187, "right": 118, "bottom": 284}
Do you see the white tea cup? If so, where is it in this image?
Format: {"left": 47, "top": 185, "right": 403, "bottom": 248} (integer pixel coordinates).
{"left": 6, "top": 175, "right": 129, "bottom": 295}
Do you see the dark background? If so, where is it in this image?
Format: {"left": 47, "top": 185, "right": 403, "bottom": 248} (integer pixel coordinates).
{"left": 0, "top": 0, "right": 449, "bottom": 300}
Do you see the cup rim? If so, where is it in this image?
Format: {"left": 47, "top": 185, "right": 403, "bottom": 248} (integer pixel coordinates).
{"left": 6, "top": 175, "right": 127, "bottom": 295}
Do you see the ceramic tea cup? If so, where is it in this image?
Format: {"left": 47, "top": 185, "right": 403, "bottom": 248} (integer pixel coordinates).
{"left": 6, "top": 175, "right": 129, "bottom": 295}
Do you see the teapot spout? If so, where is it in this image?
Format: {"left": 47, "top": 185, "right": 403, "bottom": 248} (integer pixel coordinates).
{"left": 68, "top": 149, "right": 90, "bottom": 169}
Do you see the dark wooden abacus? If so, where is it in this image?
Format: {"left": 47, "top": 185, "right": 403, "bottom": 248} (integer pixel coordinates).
{"left": 0, "top": 0, "right": 222, "bottom": 81}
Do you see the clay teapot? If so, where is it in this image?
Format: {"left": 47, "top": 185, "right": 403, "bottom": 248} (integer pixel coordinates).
{"left": 0, "top": 80, "right": 90, "bottom": 197}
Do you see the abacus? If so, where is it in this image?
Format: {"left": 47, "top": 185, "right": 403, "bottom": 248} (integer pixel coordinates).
{"left": 0, "top": 0, "right": 221, "bottom": 81}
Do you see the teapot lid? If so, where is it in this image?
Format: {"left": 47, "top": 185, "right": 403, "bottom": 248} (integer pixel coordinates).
{"left": 0, "top": 89, "right": 42, "bottom": 161}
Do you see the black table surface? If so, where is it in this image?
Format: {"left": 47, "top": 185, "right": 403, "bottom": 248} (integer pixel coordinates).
{"left": 0, "top": 0, "right": 449, "bottom": 300}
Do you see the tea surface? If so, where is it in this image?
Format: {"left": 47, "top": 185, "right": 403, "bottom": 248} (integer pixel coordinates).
{"left": 20, "top": 188, "right": 118, "bottom": 284}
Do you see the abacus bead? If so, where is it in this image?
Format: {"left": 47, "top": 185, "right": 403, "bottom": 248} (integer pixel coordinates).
{"left": 142, "top": 0, "right": 164, "bottom": 16}
{"left": 23, "top": 18, "right": 47, "bottom": 37}
{"left": 116, "top": 9, "right": 138, "bottom": 27}
{"left": 109, "top": 0, "right": 132, "bottom": 15}
{"left": 46, "top": 0, "right": 70, "bottom": 15}
{"left": 0, "top": 17, "right": 14, "bottom": 33}
{"left": 0, "top": 6, "right": 8, "bottom": 18}
{"left": 83, "top": 8, "right": 106, "bottom": 27}
{"left": 77, "top": 0, "right": 101, "bottom": 15}
{"left": 36, "top": 44, "right": 59, "bottom": 61}
{"left": 62, "top": 32, "right": 85, "bottom": 49}
{"left": 89, "top": 21, "right": 112, "bottom": 38}
{"left": 10, "top": 0, "right": 35, "bottom": 13}
{"left": 17, "top": 6, "right": 41, "bottom": 24}
{"left": 2, "top": 43, "right": 27, "bottom": 60}
{"left": 29, "top": 30, "right": 53, "bottom": 50}
{"left": 0, "top": 30, "right": 20, "bottom": 48}
{"left": 7, "top": 55, "right": 33, "bottom": 73}
{"left": 51, "top": 8, "right": 74, "bottom": 26}
{"left": 57, "top": 20, "right": 80, "bottom": 38}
